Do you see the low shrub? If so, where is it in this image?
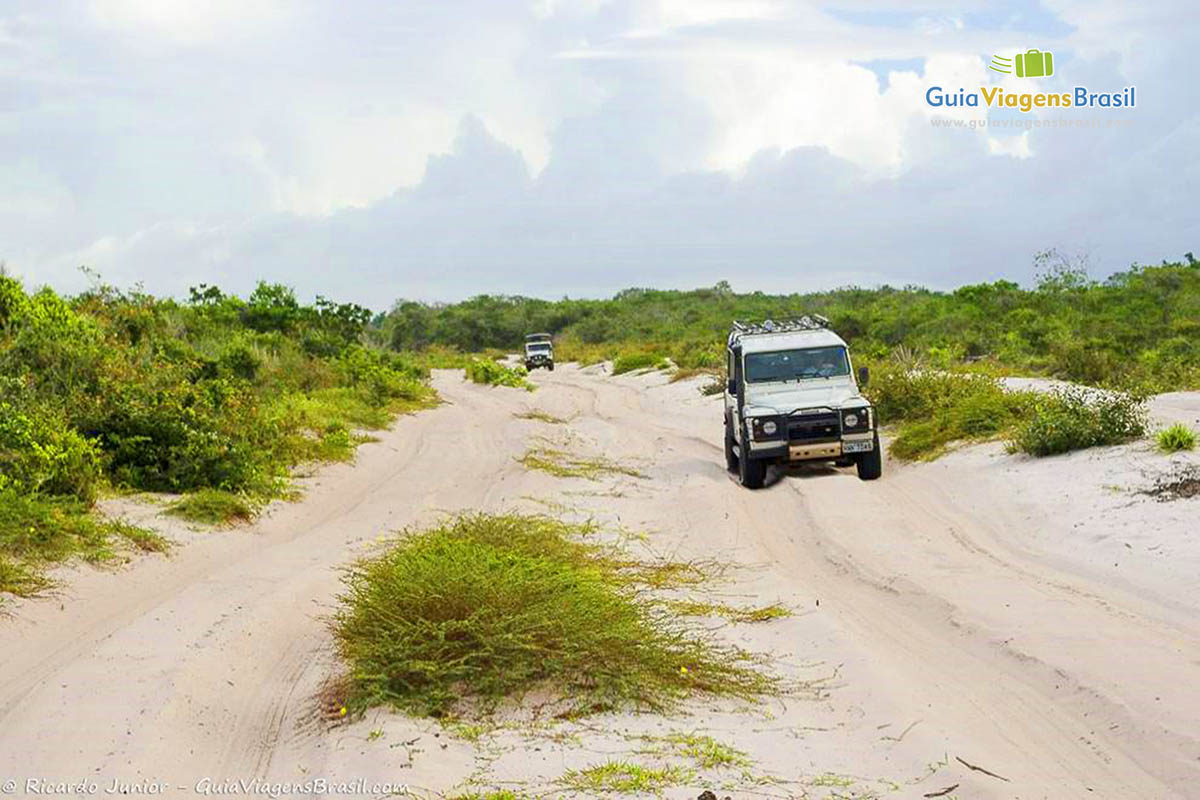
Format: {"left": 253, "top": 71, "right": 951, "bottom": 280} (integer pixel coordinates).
{"left": 332, "top": 513, "right": 776, "bottom": 718}
{"left": 865, "top": 363, "right": 1034, "bottom": 460}
{"left": 611, "top": 352, "right": 668, "bottom": 375}
{"left": 1008, "top": 387, "right": 1147, "bottom": 457}
{"left": 1156, "top": 423, "right": 1196, "bottom": 453}
{"left": 465, "top": 357, "right": 532, "bottom": 390}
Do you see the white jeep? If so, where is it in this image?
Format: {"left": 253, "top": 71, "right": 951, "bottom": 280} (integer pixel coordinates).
{"left": 524, "top": 333, "right": 555, "bottom": 371}
{"left": 723, "top": 316, "right": 881, "bottom": 488}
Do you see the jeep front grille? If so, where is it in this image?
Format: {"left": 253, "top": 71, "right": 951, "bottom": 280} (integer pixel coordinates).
{"left": 788, "top": 412, "right": 840, "bottom": 441}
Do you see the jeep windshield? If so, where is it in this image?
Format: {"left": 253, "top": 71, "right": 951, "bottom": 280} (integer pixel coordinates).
{"left": 744, "top": 346, "right": 849, "bottom": 382}
{"left": 527, "top": 343, "right": 551, "bottom": 353}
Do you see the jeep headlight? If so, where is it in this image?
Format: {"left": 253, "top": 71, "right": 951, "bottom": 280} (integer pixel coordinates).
{"left": 840, "top": 407, "right": 870, "bottom": 431}
{"left": 751, "top": 416, "right": 783, "bottom": 440}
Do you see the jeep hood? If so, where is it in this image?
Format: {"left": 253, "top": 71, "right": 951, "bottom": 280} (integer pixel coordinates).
{"left": 743, "top": 378, "right": 865, "bottom": 415}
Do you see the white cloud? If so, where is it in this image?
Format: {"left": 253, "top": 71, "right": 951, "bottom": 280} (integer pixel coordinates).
{"left": 1, "top": 0, "right": 1196, "bottom": 303}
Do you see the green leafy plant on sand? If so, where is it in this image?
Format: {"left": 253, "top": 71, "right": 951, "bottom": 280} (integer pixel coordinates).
{"left": 1156, "top": 423, "right": 1197, "bottom": 453}
{"left": 518, "top": 447, "right": 646, "bottom": 480}
{"left": 1008, "top": 386, "right": 1147, "bottom": 457}
{"left": 332, "top": 513, "right": 778, "bottom": 718}
{"left": 466, "top": 357, "right": 533, "bottom": 390}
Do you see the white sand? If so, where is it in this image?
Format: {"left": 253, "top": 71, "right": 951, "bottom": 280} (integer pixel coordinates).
{"left": 1, "top": 366, "right": 1197, "bottom": 799}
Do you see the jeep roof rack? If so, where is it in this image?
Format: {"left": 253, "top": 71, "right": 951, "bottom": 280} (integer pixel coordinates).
{"left": 525, "top": 332, "right": 552, "bottom": 342}
{"left": 728, "top": 315, "right": 830, "bottom": 346}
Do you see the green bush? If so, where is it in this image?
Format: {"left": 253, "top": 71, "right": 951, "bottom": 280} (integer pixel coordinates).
{"left": 864, "top": 363, "right": 1034, "bottom": 460}
{"left": 465, "top": 357, "right": 532, "bottom": 390}
{"left": 611, "top": 351, "right": 668, "bottom": 375}
{"left": 333, "top": 514, "right": 775, "bottom": 718}
{"left": 0, "top": 400, "right": 102, "bottom": 502}
{"left": 1156, "top": 423, "right": 1197, "bottom": 453}
{"left": 1008, "top": 387, "right": 1147, "bottom": 457}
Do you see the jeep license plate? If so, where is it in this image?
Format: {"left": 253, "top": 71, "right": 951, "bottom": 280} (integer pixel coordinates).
{"left": 842, "top": 440, "right": 873, "bottom": 453}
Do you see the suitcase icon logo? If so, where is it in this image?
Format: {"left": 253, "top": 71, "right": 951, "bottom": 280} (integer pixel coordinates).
{"left": 989, "top": 49, "right": 1054, "bottom": 78}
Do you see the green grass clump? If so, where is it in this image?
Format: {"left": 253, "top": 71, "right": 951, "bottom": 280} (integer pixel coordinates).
{"left": 448, "top": 793, "right": 528, "bottom": 800}
{"left": 612, "top": 352, "right": 669, "bottom": 375}
{"left": 166, "top": 489, "right": 258, "bottom": 525}
{"left": 332, "top": 513, "right": 777, "bottom": 718}
{"left": 0, "top": 488, "right": 166, "bottom": 597}
{"left": 1008, "top": 387, "right": 1146, "bottom": 457}
{"left": 1157, "top": 423, "right": 1197, "bottom": 453}
{"left": 561, "top": 761, "right": 695, "bottom": 794}
{"left": 466, "top": 357, "right": 533, "bottom": 390}
{"left": 514, "top": 409, "right": 567, "bottom": 424}
{"left": 518, "top": 447, "right": 646, "bottom": 480}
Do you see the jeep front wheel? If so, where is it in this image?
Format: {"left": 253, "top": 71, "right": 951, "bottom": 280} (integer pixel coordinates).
{"left": 738, "top": 449, "right": 766, "bottom": 489}
{"left": 724, "top": 418, "right": 738, "bottom": 472}
{"left": 855, "top": 432, "right": 882, "bottom": 481}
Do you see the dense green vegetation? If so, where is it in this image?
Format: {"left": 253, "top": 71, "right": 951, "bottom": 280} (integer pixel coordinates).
{"left": 0, "top": 275, "right": 433, "bottom": 596}
{"left": 382, "top": 253, "right": 1200, "bottom": 392}
{"left": 332, "top": 513, "right": 777, "bottom": 718}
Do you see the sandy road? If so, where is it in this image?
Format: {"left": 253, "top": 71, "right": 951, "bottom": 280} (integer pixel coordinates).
{"left": 1, "top": 365, "right": 1197, "bottom": 799}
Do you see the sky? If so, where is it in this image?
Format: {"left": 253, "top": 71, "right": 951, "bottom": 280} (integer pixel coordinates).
{"left": 1, "top": 0, "right": 1197, "bottom": 308}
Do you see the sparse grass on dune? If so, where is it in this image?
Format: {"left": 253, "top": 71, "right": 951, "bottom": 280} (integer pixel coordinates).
{"left": 166, "top": 489, "right": 258, "bottom": 526}
{"left": 659, "top": 732, "right": 751, "bottom": 769}
{"left": 0, "top": 489, "right": 166, "bottom": 598}
{"left": 513, "top": 409, "right": 567, "bottom": 424}
{"left": 665, "top": 599, "right": 791, "bottom": 624}
{"left": 561, "top": 760, "right": 696, "bottom": 794}
{"left": 518, "top": 446, "right": 646, "bottom": 480}
{"left": 668, "top": 366, "right": 717, "bottom": 383}
{"left": 332, "top": 513, "right": 779, "bottom": 719}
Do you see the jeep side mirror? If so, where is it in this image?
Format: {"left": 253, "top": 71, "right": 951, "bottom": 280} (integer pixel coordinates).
{"left": 857, "top": 366, "right": 870, "bottom": 387}
{"left": 727, "top": 378, "right": 737, "bottom": 395}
